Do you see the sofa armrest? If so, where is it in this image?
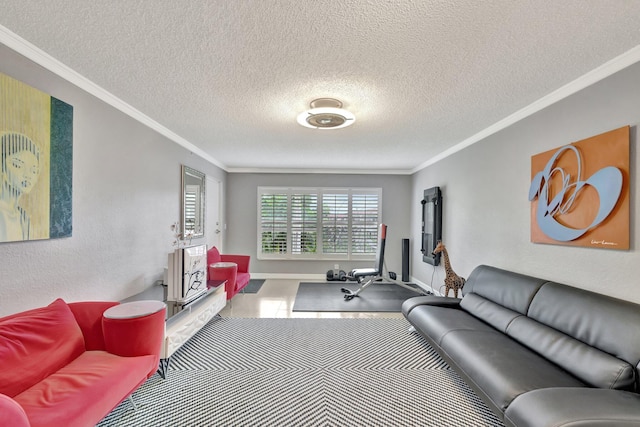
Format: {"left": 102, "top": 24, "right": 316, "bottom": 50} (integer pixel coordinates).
{"left": 102, "top": 307, "right": 166, "bottom": 377}
{"left": 220, "top": 254, "right": 250, "bottom": 273}
{"left": 504, "top": 388, "right": 640, "bottom": 427}
{"left": 0, "top": 394, "right": 30, "bottom": 427}
{"left": 209, "top": 263, "right": 238, "bottom": 294}
{"left": 68, "top": 301, "right": 119, "bottom": 350}
{"left": 401, "top": 295, "right": 461, "bottom": 316}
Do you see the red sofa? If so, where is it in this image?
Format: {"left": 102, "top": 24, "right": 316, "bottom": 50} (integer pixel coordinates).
{"left": 207, "top": 246, "right": 251, "bottom": 300}
{"left": 0, "top": 298, "right": 165, "bottom": 427}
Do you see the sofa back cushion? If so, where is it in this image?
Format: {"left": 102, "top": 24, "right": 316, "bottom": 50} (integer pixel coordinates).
{"left": 460, "top": 293, "right": 522, "bottom": 333}
{"left": 0, "top": 299, "right": 85, "bottom": 397}
{"left": 207, "top": 246, "right": 221, "bottom": 265}
{"left": 524, "top": 282, "right": 640, "bottom": 390}
{"left": 507, "top": 315, "right": 635, "bottom": 390}
{"left": 462, "top": 265, "right": 547, "bottom": 315}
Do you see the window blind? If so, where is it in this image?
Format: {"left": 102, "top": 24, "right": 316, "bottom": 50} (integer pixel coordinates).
{"left": 258, "top": 187, "right": 382, "bottom": 260}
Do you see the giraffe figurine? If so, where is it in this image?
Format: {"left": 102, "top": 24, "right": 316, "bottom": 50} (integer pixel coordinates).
{"left": 432, "top": 241, "right": 466, "bottom": 298}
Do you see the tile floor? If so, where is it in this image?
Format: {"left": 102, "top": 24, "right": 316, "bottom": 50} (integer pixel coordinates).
{"left": 218, "top": 279, "right": 404, "bottom": 319}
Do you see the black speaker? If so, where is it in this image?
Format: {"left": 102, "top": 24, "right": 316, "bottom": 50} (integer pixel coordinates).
{"left": 402, "top": 238, "right": 410, "bottom": 282}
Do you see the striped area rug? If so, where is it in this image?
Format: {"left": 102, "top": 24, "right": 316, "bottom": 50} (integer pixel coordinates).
{"left": 98, "top": 318, "right": 504, "bottom": 427}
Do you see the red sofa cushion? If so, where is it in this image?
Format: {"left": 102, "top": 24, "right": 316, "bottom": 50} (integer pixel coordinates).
{"left": 0, "top": 394, "right": 29, "bottom": 426}
{"left": 68, "top": 301, "right": 119, "bottom": 351}
{"left": 0, "top": 299, "right": 85, "bottom": 397}
{"left": 236, "top": 272, "right": 251, "bottom": 291}
{"left": 207, "top": 246, "right": 222, "bottom": 265}
{"left": 14, "top": 351, "right": 156, "bottom": 427}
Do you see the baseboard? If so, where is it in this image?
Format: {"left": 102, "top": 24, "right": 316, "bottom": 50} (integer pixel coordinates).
{"left": 250, "top": 273, "right": 326, "bottom": 281}
{"left": 410, "top": 276, "right": 441, "bottom": 296}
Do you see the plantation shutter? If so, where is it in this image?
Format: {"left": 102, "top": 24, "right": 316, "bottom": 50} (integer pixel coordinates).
{"left": 260, "top": 193, "right": 288, "bottom": 254}
{"left": 291, "top": 193, "right": 318, "bottom": 254}
{"left": 351, "top": 192, "right": 380, "bottom": 254}
{"left": 258, "top": 187, "right": 381, "bottom": 259}
{"left": 322, "top": 192, "right": 349, "bottom": 254}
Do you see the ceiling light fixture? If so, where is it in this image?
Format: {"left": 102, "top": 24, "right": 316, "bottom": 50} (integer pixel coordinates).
{"left": 297, "top": 98, "right": 355, "bottom": 130}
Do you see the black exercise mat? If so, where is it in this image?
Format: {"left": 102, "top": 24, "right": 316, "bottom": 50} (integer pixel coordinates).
{"left": 243, "top": 279, "right": 265, "bottom": 294}
{"left": 293, "top": 282, "right": 425, "bottom": 312}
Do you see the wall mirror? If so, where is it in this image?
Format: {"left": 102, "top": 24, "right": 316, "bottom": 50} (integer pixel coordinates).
{"left": 421, "top": 186, "right": 442, "bottom": 265}
{"left": 182, "top": 165, "right": 206, "bottom": 238}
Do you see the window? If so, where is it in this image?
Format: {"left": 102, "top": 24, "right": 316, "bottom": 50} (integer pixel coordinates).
{"left": 258, "top": 187, "right": 382, "bottom": 260}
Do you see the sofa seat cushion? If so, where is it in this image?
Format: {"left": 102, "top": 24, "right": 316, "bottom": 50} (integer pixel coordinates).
{"left": 0, "top": 299, "right": 85, "bottom": 397}
{"left": 236, "top": 272, "right": 251, "bottom": 291}
{"left": 14, "top": 350, "right": 156, "bottom": 427}
{"left": 402, "top": 295, "right": 462, "bottom": 315}
{"left": 440, "top": 330, "right": 585, "bottom": 412}
{"left": 407, "top": 304, "right": 497, "bottom": 346}
{"left": 504, "top": 388, "right": 640, "bottom": 427}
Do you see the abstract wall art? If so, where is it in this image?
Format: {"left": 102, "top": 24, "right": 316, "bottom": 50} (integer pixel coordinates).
{"left": 529, "top": 126, "right": 629, "bottom": 250}
{"left": 0, "top": 72, "right": 73, "bottom": 243}
{"left": 167, "top": 244, "right": 208, "bottom": 304}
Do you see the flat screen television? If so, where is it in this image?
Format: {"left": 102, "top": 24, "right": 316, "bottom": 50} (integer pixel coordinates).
{"left": 421, "top": 186, "right": 442, "bottom": 266}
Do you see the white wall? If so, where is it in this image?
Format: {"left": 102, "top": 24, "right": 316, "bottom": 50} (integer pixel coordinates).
{"left": 226, "top": 173, "right": 412, "bottom": 277}
{"left": 411, "top": 61, "right": 640, "bottom": 303}
{"left": 0, "top": 45, "right": 226, "bottom": 317}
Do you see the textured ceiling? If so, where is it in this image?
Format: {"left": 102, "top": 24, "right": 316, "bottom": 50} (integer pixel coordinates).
{"left": 2, "top": 1, "right": 640, "bottom": 173}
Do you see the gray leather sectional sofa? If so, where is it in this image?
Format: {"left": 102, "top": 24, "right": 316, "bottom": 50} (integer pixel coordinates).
{"left": 402, "top": 265, "right": 640, "bottom": 426}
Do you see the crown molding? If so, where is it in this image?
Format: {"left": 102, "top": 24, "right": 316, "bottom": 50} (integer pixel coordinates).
{"left": 411, "top": 44, "right": 640, "bottom": 174}
{"left": 0, "top": 25, "right": 227, "bottom": 171}
{"left": 226, "top": 167, "right": 413, "bottom": 175}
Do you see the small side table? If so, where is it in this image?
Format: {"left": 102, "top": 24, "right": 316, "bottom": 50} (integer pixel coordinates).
{"left": 212, "top": 261, "right": 237, "bottom": 268}
{"left": 104, "top": 300, "right": 166, "bottom": 319}
{"left": 210, "top": 261, "right": 238, "bottom": 296}
{"left": 102, "top": 300, "right": 166, "bottom": 360}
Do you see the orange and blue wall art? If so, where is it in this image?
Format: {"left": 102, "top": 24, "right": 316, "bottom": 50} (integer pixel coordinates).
{"left": 529, "top": 126, "right": 629, "bottom": 250}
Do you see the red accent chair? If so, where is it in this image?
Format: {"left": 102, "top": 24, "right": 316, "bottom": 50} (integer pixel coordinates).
{"left": 207, "top": 246, "right": 251, "bottom": 300}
